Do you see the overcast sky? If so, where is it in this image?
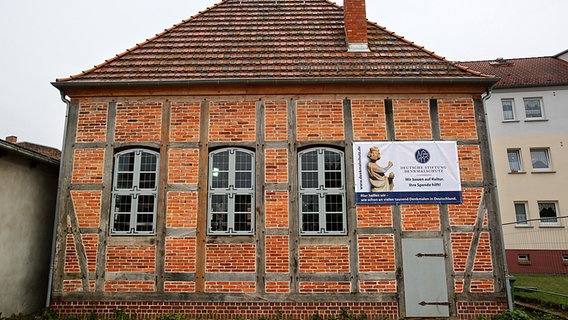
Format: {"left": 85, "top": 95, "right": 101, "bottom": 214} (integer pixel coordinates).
{"left": 1, "top": 0, "right": 566, "bottom": 149}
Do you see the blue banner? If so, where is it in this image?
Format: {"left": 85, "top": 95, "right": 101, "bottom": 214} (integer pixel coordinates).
{"left": 356, "top": 191, "right": 462, "bottom": 205}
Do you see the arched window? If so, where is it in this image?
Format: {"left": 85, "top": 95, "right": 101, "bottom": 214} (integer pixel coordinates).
{"left": 208, "top": 148, "right": 255, "bottom": 235}
{"left": 298, "top": 147, "right": 346, "bottom": 235}
{"left": 110, "top": 149, "right": 159, "bottom": 235}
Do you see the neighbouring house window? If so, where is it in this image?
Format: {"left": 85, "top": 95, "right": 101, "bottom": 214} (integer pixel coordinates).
{"left": 523, "top": 97, "right": 544, "bottom": 119}
{"left": 563, "top": 255, "right": 568, "bottom": 266}
{"left": 538, "top": 202, "right": 560, "bottom": 226}
{"left": 501, "top": 99, "right": 516, "bottom": 121}
{"left": 208, "top": 148, "right": 255, "bottom": 235}
{"left": 507, "top": 149, "right": 522, "bottom": 172}
{"left": 530, "top": 148, "right": 551, "bottom": 171}
{"left": 517, "top": 254, "right": 531, "bottom": 265}
{"left": 514, "top": 202, "right": 529, "bottom": 225}
{"left": 110, "top": 149, "right": 159, "bottom": 235}
{"left": 299, "top": 147, "right": 346, "bottom": 235}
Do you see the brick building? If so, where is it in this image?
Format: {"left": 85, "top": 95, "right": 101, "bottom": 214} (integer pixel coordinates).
{"left": 50, "top": 0, "right": 507, "bottom": 319}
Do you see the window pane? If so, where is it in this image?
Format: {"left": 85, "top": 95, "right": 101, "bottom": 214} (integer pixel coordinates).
{"left": 507, "top": 150, "right": 521, "bottom": 171}
{"left": 118, "top": 153, "right": 135, "bottom": 171}
{"left": 301, "top": 172, "right": 319, "bottom": 188}
{"left": 138, "top": 195, "right": 155, "bottom": 212}
{"left": 324, "top": 151, "right": 341, "bottom": 171}
{"left": 235, "top": 151, "right": 252, "bottom": 170}
{"left": 302, "top": 213, "right": 320, "bottom": 232}
{"left": 530, "top": 149, "right": 549, "bottom": 169}
{"left": 234, "top": 213, "right": 251, "bottom": 231}
{"left": 140, "top": 152, "right": 157, "bottom": 171}
{"left": 113, "top": 214, "right": 131, "bottom": 232}
{"left": 514, "top": 203, "right": 527, "bottom": 224}
{"left": 235, "top": 172, "right": 252, "bottom": 189}
{"left": 136, "top": 214, "right": 154, "bottom": 232}
{"left": 502, "top": 100, "right": 514, "bottom": 120}
{"left": 211, "top": 172, "right": 229, "bottom": 189}
{"left": 211, "top": 194, "right": 228, "bottom": 212}
{"left": 115, "top": 195, "right": 132, "bottom": 212}
{"left": 117, "top": 172, "right": 134, "bottom": 189}
{"left": 212, "top": 151, "right": 230, "bottom": 170}
{"left": 524, "top": 99, "right": 543, "bottom": 118}
{"left": 139, "top": 173, "right": 156, "bottom": 189}
{"left": 538, "top": 202, "right": 558, "bottom": 224}
{"left": 302, "top": 194, "right": 319, "bottom": 213}
{"left": 211, "top": 213, "right": 228, "bottom": 231}
{"left": 325, "top": 194, "right": 344, "bottom": 232}
{"left": 301, "top": 151, "right": 318, "bottom": 170}
{"left": 325, "top": 172, "right": 342, "bottom": 188}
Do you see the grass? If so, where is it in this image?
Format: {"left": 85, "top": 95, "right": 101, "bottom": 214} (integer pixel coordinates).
{"left": 511, "top": 274, "right": 568, "bottom": 307}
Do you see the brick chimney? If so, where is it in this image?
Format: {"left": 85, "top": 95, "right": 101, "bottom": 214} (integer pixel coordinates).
{"left": 5, "top": 136, "right": 17, "bottom": 143}
{"left": 344, "top": 0, "right": 370, "bottom": 52}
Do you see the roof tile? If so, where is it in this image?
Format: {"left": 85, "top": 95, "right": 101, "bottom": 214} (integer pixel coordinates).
{"left": 58, "top": 0, "right": 489, "bottom": 83}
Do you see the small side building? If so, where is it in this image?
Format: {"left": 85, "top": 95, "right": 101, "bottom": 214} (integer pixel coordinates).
{"left": 0, "top": 137, "right": 60, "bottom": 316}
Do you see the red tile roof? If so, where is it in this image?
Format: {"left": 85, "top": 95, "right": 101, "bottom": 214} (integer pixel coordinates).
{"left": 56, "top": 0, "right": 491, "bottom": 83}
{"left": 459, "top": 57, "right": 568, "bottom": 88}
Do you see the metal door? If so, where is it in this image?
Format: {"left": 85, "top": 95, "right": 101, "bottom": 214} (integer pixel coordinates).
{"left": 402, "top": 238, "right": 450, "bottom": 318}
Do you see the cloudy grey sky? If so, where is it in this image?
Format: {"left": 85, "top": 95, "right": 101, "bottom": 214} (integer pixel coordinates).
{"left": 1, "top": 0, "right": 566, "bottom": 149}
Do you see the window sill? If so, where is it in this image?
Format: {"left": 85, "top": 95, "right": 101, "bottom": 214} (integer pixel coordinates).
{"left": 531, "top": 170, "right": 556, "bottom": 174}
{"left": 509, "top": 171, "right": 526, "bottom": 174}
{"left": 514, "top": 225, "right": 533, "bottom": 228}
{"left": 524, "top": 118, "right": 548, "bottom": 122}
{"left": 502, "top": 120, "right": 520, "bottom": 123}
{"left": 538, "top": 225, "right": 564, "bottom": 229}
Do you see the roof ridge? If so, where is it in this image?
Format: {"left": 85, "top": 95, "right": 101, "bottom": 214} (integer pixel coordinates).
{"left": 57, "top": 0, "right": 230, "bottom": 82}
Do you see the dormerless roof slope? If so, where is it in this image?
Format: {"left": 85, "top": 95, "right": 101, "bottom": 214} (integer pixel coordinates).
{"left": 460, "top": 56, "right": 568, "bottom": 89}
{"left": 56, "top": 0, "right": 490, "bottom": 83}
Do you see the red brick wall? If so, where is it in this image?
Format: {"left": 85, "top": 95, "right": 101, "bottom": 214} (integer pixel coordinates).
{"left": 266, "top": 235, "right": 289, "bottom": 273}
{"left": 168, "top": 149, "right": 199, "bottom": 184}
{"left": 115, "top": 102, "right": 162, "bottom": 142}
{"left": 438, "top": 98, "right": 478, "bottom": 140}
{"left": 265, "top": 100, "right": 288, "bottom": 141}
{"left": 265, "top": 149, "right": 288, "bottom": 183}
{"left": 71, "top": 190, "right": 101, "bottom": 228}
{"left": 106, "top": 245, "right": 155, "bottom": 273}
{"left": 392, "top": 99, "right": 432, "bottom": 140}
{"left": 299, "top": 245, "right": 350, "bottom": 273}
{"left": 265, "top": 191, "right": 289, "bottom": 228}
{"left": 71, "top": 149, "right": 104, "bottom": 183}
{"left": 170, "top": 102, "right": 200, "bottom": 142}
{"left": 165, "top": 237, "right": 196, "bottom": 273}
{"left": 166, "top": 191, "right": 198, "bottom": 228}
{"left": 351, "top": 99, "right": 387, "bottom": 141}
{"left": 296, "top": 100, "right": 344, "bottom": 140}
{"left": 506, "top": 249, "right": 568, "bottom": 274}
{"left": 206, "top": 244, "right": 256, "bottom": 273}
{"left": 358, "top": 235, "right": 395, "bottom": 272}
{"left": 76, "top": 102, "right": 108, "bottom": 142}
{"left": 357, "top": 205, "right": 392, "bottom": 227}
{"left": 401, "top": 204, "right": 440, "bottom": 231}
{"left": 209, "top": 101, "right": 256, "bottom": 141}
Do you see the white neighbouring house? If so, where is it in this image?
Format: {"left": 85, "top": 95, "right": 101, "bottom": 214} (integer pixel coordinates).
{"left": 462, "top": 52, "right": 568, "bottom": 274}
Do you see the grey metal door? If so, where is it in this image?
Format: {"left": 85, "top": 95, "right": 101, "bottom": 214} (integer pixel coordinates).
{"left": 402, "top": 238, "right": 450, "bottom": 318}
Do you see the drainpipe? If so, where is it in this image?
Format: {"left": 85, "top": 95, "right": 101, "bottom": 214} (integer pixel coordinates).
{"left": 46, "top": 91, "right": 71, "bottom": 308}
{"left": 481, "top": 88, "right": 513, "bottom": 311}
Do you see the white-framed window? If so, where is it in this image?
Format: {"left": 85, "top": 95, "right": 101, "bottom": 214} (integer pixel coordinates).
{"left": 517, "top": 254, "right": 531, "bottom": 265}
{"left": 208, "top": 148, "right": 255, "bottom": 235}
{"left": 501, "top": 98, "right": 516, "bottom": 121}
{"left": 110, "top": 149, "right": 159, "bottom": 235}
{"left": 298, "top": 147, "right": 346, "bottom": 235}
{"left": 530, "top": 148, "right": 551, "bottom": 171}
{"left": 523, "top": 97, "right": 545, "bottom": 120}
{"left": 514, "top": 202, "right": 529, "bottom": 225}
{"left": 538, "top": 201, "right": 560, "bottom": 226}
{"left": 563, "top": 255, "right": 568, "bottom": 266}
{"left": 507, "top": 149, "right": 522, "bottom": 172}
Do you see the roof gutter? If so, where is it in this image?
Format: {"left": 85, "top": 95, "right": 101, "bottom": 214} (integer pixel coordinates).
{"left": 52, "top": 76, "right": 499, "bottom": 90}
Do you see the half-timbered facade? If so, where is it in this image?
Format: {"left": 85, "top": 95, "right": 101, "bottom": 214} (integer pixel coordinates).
{"left": 50, "top": 0, "right": 507, "bottom": 319}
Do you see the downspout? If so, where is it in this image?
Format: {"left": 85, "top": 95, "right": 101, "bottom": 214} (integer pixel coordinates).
{"left": 481, "top": 88, "right": 513, "bottom": 311}
{"left": 46, "top": 91, "right": 71, "bottom": 308}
